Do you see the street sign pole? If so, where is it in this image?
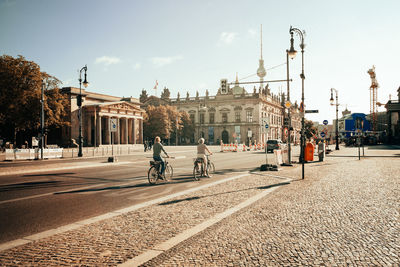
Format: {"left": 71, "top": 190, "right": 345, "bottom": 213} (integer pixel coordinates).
{"left": 109, "top": 118, "right": 118, "bottom": 162}
{"left": 265, "top": 124, "right": 269, "bottom": 165}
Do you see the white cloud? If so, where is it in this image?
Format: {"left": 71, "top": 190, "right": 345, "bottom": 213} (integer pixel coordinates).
{"left": 95, "top": 56, "right": 121, "bottom": 66}
{"left": 150, "top": 55, "right": 183, "bottom": 68}
{"left": 248, "top": 28, "right": 257, "bottom": 38}
{"left": 133, "top": 62, "right": 141, "bottom": 70}
{"left": 218, "top": 32, "right": 238, "bottom": 46}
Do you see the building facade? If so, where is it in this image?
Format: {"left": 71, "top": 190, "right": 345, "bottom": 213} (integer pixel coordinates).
{"left": 385, "top": 87, "right": 400, "bottom": 143}
{"left": 60, "top": 87, "right": 144, "bottom": 147}
{"left": 148, "top": 77, "right": 302, "bottom": 145}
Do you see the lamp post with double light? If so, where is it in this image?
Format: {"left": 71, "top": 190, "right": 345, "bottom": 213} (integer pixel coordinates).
{"left": 78, "top": 65, "right": 89, "bottom": 157}
{"left": 330, "top": 88, "right": 339, "bottom": 150}
{"left": 287, "top": 26, "right": 306, "bottom": 179}
{"left": 40, "top": 79, "right": 48, "bottom": 160}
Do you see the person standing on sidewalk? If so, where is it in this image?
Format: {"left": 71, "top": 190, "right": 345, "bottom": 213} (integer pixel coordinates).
{"left": 153, "top": 136, "right": 169, "bottom": 178}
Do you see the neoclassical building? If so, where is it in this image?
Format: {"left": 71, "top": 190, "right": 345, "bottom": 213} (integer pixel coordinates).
{"left": 60, "top": 87, "right": 144, "bottom": 147}
{"left": 142, "top": 78, "right": 301, "bottom": 145}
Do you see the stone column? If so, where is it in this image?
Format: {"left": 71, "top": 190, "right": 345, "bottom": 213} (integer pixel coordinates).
{"left": 125, "top": 118, "right": 128, "bottom": 144}
{"left": 116, "top": 118, "right": 121, "bottom": 145}
{"left": 107, "top": 117, "right": 111, "bottom": 145}
{"left": 87, "top": 115, "right": 92, "bottom": 146}
{"left": 132, "top": 118, "right": 136, "bottom": 144}
{"left": 140, "top": 119, "right": 143, "bottom": 144}
{"left": 97, "top": 114, "right": 102, "bottom": 146}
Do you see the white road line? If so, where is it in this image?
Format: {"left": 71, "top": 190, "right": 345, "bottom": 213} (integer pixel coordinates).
{"left": 0, "top": 172, "right": 249, "bottom": 252}
{"left": 120, "top": 177, "right": 291, "bottom": 267}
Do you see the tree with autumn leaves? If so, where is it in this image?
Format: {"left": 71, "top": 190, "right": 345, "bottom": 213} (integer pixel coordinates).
{"left": 0, "top": 55, "right": 69, "bottom": 147}
{"left": 143, "top": 105, "right": 194, "bottom": 144}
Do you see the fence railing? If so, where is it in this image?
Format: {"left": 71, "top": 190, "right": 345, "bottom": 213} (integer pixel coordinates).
{"left": 5, "top": 144, "right": 143, "bottom": 160}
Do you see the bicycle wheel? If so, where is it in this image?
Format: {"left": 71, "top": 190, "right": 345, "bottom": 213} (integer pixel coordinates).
{"left": 207, "top": 162, "right": 215, "bottom": 174}
{"left": 193, "top": 164, "right": 200, "bottom": 181}
{"left": 148, "top": 166, "right": 158, "bottom": 185}
{"left": 165, "top": 164, "right": 173, "bottom": 180}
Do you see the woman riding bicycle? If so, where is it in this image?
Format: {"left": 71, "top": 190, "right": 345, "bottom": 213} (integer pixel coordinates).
{"left": 153, "top": 136, "right": 169, "bottom": 179}
{"left": 197, "top": 138, "right": 213, "bottom": 177}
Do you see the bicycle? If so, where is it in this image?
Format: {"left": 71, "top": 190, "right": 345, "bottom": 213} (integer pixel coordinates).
{"left": 193, "top": 154, "right": 214, "bottom": 180}
{"left": 148, "top": 156, "right": 174, "bottom": 185}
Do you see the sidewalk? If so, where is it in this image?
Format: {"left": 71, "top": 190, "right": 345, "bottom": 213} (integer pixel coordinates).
{"left": 0, "top": 148, "right": 398, "bottom": 266}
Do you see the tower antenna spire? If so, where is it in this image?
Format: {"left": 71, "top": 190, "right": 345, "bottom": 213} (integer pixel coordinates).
{"left": 261, "top": 24, "right": 263, "bottom": 60}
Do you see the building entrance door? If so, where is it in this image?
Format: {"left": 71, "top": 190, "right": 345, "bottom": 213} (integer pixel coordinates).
{"left": 222, "top": 130, "right": 229, "bottom": 144}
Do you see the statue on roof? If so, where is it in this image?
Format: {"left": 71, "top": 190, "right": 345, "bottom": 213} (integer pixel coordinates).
{"left": 177, "top": 92, "right": 180, "bottom": 101}
{"left": 139, "top": 89, "right": 148, "bottom": 104}
{"left": 161, "top": 87, "right": 170, "bottom": 99}
{"left": 186, "top": 91, "right": 190, "bottom": 100}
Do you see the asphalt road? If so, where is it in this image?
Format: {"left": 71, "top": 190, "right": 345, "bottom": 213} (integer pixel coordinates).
{"left": 0, "top": 146, "right": 295, "bottom": 243}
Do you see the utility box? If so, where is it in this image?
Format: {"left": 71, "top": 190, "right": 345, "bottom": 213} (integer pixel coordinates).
{"left": 318, "top": 142, "right": 325, "bottom": 161}
{"left": 305, "top": 143, "right": 314, "bottom": 162}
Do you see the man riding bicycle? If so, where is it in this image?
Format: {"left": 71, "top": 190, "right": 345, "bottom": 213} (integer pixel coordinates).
{"left": 197, "top": 138, "right": 213, "bottom": 177}
{"left": 153, "top": 136, "right": 169, "bottom": 179}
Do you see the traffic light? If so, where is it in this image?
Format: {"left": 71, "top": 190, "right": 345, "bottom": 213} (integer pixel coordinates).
{"left": 284, "top": 117, "right": 290, "bottom": 126}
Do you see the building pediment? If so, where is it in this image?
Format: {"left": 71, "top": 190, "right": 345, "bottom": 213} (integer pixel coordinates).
{"left": 85, "top": 101, "right": 145, "bottom": 115}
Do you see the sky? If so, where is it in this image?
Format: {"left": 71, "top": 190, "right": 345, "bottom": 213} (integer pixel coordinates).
{"left": 1, "top": 0, "right": 399, "bottom": 125}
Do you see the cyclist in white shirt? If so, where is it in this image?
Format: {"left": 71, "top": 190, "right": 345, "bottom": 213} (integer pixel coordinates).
{"left": 197, "top": 138, "right": 212, "bottom": 177}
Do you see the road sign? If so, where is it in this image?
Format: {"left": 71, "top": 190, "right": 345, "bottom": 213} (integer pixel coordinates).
{"left": 265, "top": 124, "right": 269, "bottom": 129}
{"left": 284, "top": 127, "right": 288, "bottom": 137}
{"left": 323, "top": 120, "right": 328, "bottom": 125}
{"left": 285, "top": 101, "right": 292, "bottom": 108}
{"left": 110, "top": 118, "right": 117, "bottom": 132}
{"left": 247, "top": 130, "right": 252, "bottom": 138}
{"left": 305, "top": 110, "right": 319, "bottom": 113}
{"left": 320, "top": 132, "right": 326, "bottom": 138}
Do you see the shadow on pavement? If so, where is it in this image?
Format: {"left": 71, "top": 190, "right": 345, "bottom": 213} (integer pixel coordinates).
{"left": 54, "top": 175, "right": 200, "bottom": 194}
{"left": 158, "top": 182, "right": 290, "bottom": 206}
{"left": 0, "top": 181, "right": 61, "bottom": 192}
{"left": 327, "top": 155, "right": 400, "bottom": 158}
{"left": 365, "top": 145, "right": 400, "bottom": 150}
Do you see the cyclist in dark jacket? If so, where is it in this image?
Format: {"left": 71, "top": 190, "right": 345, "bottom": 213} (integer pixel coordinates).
{"left": 153, "top": 136, "right": 169, "bottom": 178}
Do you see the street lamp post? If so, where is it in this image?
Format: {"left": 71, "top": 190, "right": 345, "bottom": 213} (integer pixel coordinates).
{"left": 78, "top": 65, "right": 89, "bottom": 157}
{"left": 40, "top": 79, "right": 46, "bottom": 160}
{"left": 330, "top": 88, "right": 339, "bottom": 150}
{"left": 287, "top": 26, "right": 305, "bottom": 179}
{"left": 285, "top": 30, "right": 295, "bottom": 164}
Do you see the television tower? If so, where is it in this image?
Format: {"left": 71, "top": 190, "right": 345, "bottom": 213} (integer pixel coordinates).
{"left": 257, "top": 24, "right": 266, "bottom": 88}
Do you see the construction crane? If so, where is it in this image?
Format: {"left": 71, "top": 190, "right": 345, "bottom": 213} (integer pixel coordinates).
{"left": 367, "top": 66, "right": 379, "bottom": 131}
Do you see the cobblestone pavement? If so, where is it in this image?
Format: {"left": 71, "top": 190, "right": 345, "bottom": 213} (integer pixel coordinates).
{"left": 146, "top": 149, "right": 399, "bottom": 266}
{"left": 0, "top": 147, "right": 398, "bottom": 266}
{"left": 0, "top": 172, "right": 284, "bottom": 266}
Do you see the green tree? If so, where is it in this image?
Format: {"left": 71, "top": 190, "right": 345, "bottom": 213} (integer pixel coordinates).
{"left": 0, "top": 55, "right": 69, "bottom": 145}
{"left": 143, "top": 105, "right": 171, "bottom": 141}
{"left": 143, "top": 105, "right": 194, "bottom": 144}
{"left": 179, "top": 111, "right": 195, "bottom": 143}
